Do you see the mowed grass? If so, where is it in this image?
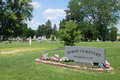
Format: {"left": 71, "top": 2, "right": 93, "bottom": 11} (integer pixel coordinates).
{"left": 0, "top": 39, "right": 63, "bottom": 57}
{"left": 0, "top": 40, "right": 120, "bottom": 80}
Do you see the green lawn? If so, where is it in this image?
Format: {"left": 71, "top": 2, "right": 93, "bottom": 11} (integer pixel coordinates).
{"left": 0, "top": 40, "right": 120, "bottom": 80}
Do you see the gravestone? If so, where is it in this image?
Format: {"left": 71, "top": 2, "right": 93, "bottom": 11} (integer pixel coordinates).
{"left": 55, "top": 36, "right": 57, "bottom": 40}
{"left": 50, "top": 36, "right": 52, "bottom": 41}
{"left": 42, "top": 36, "right": 46, "bottom": 40}
{"left": 65, "top": 46, "right": 106, "bottom": 65}
{"left": 38, "top": 37, "right": 41, "bottom": 43}
{"left": 43, "top": 36, "right": 46, "bottom": 40}
{"left": 22, "top": 37, "right": 27, "bottom": 42}
{"left": 17, "top": 37, "right": 20, "bottom": 43}
{"left": 29, "top": 37, "right": 32, "bottom": 45}
{"left": 97, "top": 38, "right": 99, "bottom": 41}
{"left": 33, "top": 35, "right": 36, "bottom": 39}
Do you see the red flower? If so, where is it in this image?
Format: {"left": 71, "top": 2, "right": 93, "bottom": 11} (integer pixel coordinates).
{"left": 41, "top": 56, "right": 43, "bottom": 59}
{"left": 51, "top": 57, "right": 54, "bottom": 61}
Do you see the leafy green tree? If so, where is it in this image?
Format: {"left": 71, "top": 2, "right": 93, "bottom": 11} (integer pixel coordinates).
{"left": 0, "top": 0, "right": 7, "bottom": 35}
{"left": 0, "top": 0, "right": 33, "bottom": 40}
{"left": 22, "top": 28, "right": 35, "bottom": 38}
{"left": 59, "top": 21, "right": 81, "bottom": 46}
{"left": 65, "top": 0, "right": 120, "bottom": 41}
{"left": 51, "top": 34, "right": 55, "bottom": 41}
{"left": 110, "top": 27, "right": 118, "bottom": 42}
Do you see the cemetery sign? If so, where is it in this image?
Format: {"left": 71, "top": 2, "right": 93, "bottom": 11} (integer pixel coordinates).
{"left": 65, "top": 46, "right": 106, "bottom": 64}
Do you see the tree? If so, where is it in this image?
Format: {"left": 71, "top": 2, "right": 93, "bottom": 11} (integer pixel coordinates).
{"left": 22, "top": 28, "right": 35, "bottom": 38}
{"left": 110, "top": 27, "right": 118, "bottom": 42}
{"left": 65, "top": 0, "right": 120, "bottom": 41}
{"left": 36, "top": 24, "right": 46, "bottom": 37}
{"left": 45, "top": 20, "right": 52, "bottom": 38}
{"left": 51, "top": 34, "right": 55, "bottom": 41}
{"left": 52, "top": 24, "right": 57, "bottom": 37}
{"left": 0, "top": 0, "right": 33, "bottom": 40}
{"left": 59, "top": 19, "right": 67, "bottom": 29}
{"left": 59, "top": 21, "right": 81, "bottom": 46}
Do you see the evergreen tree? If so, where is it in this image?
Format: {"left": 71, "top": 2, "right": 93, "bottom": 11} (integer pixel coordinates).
{"left": 110, "top": 27, "right": 118, "bottom": 42}
{"left": 45, "top": 20, "right": 52, "bottom": 38}
{"left": 52, "top": 24, "right": 57, "bottom": 37}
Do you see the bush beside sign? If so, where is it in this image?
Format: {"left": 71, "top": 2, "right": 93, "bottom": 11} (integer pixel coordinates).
{"left": 65, "top": 46, "right": 106, "bottom": 64}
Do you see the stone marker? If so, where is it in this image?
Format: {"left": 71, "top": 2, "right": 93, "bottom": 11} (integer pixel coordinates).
{"left": 97, "top": 38, "right": 99, "bottom": 41}
{"left": 17, "top": 37, "right": 20, "bottom": 43}
{"left": 42, "top": 36, "right": 46, "bottom": 40}
{"left": 55, "top": 36, "right": 57, "bottom": 40}
{"left": 33, "top": 35, "right": 36, "bottom": 39}
{"left": 29, "top": 37, "right": 32, "bottom": 45}
{"left": 22, "top": 37, "right": 27, "bottom": 42}
{"left": 65, "top": 46, "right": 106, "bottom": 65}
{"left": 38, "top": 37, "right": 41, "bottom": 43}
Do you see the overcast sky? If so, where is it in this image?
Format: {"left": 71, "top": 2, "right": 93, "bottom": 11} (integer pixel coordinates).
{"left": 27, "top": 0, "right": 120, "bottom": 33}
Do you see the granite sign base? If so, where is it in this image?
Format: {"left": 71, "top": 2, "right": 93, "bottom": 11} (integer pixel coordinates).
{"left": 35, "top": 59, "right": 114, "bottom": 73}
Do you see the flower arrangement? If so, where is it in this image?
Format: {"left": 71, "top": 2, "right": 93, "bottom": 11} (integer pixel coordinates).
{"left": 60, "top": 56, "right": 70, "bottom": 62}
{"left": 40, "top": 54, "right": 70, "bottom": 62}
{"left": 40, "top": 54, "right": 110, "bottom": 69}
{"left": 40, "top": 54, "right": 59, "bottom": 62}
{"left": 98, "top": 60, "right": 110, "bottom": 68}
{"left": 41, "top": 54, "right": 48, "bottom": 60}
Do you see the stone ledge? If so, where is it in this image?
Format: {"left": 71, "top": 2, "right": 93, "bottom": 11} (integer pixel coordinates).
{"left": 35, "top": 59, "right": 114, "bottom": 73}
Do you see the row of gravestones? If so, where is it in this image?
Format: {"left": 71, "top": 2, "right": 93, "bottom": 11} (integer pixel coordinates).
{"left": 83, "top": 38, "right": 100, "bottom": 42}
{"left": 0, "top": 35, "right": 54, "bottom": 43}
{"left": 16, "top": 36, "right": 47, "bottom": 43}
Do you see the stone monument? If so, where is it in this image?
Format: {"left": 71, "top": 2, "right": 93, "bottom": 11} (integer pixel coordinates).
{"left": 65, "top": 46, "right": 106, "bottom": 65}
{"left": 33, "top": 35, "right": 36, "bottom": 39}
{"left": 22, "top": 37, "right": 27, "bottom": 42}
{"left": 97, "top": 38, "right": 99, "bottom": 42}
{"left": 38, "top": 37, "right": 41, "bottom": 43}
{"left": 29, "top": 37, "right": 32, "bottom": 45}
{"left": 17, "top": 37, "right": 20, "bottom": 43}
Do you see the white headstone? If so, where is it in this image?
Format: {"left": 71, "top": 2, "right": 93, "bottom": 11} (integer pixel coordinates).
{"left": 55, "top": 36, "right": 56, "bottom": 40}
{"left": 38, "top": 37, "right": 41, "bottom": 43}
{"left": 33, "top": 35, "right": 36, "bottom": 39}
{"left": 29, "top": 37, "right": 32, "bottom": 45}
{"left": 17, "top": 37, "right": 20, "bottom": 43}
{"left": 50, "top": 36, "right": 52, "bottom": 41}
{"left": 42, "top": 36, "right": 44, "bottom": 40}
{"left": 97, "top": 38, "right": 99, "bottom": 41}
{"left": 44, "top": 36, "right": 46, "bottom": 40}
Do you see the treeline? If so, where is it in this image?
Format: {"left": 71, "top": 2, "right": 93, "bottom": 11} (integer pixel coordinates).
{"left": 1, "top": 0, "right": 119, "bottom": 42}
{"left": 36, "top": 20, "right": 57, "bottom": 39}
{"left": 59, "top": 0, "right": 119, "bottom": 42}
{"left": 0, "top": 0, "right": 58, "bottom": 40}
{"left": 15, "top": 20, "right": 58, "bottom": 39}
